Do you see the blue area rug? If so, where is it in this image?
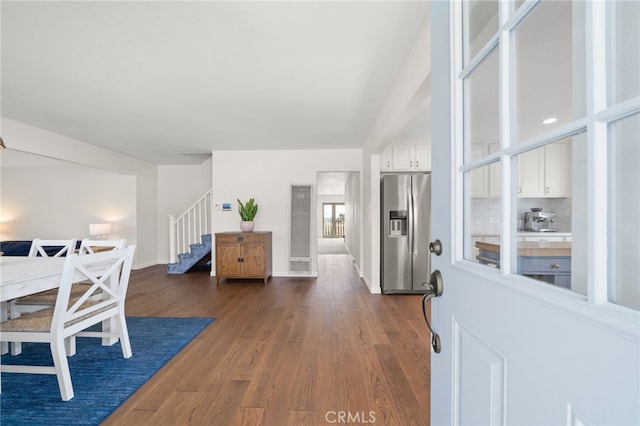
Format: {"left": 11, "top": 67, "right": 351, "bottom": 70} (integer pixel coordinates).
{"left": 1, "top": 316, "right": 214, "bottom": 425}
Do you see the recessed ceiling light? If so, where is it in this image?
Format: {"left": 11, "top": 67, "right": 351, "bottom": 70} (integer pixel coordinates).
{"left": 542, "top": 117, "right": 558, "bottom": 125}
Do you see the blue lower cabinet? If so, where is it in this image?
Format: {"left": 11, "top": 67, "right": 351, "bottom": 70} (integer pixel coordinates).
{"left": 518, "top": 256, "right": 571, "bottom": 288}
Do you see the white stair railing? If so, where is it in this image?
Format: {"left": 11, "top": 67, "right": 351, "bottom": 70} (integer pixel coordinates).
{"left": 169, "top": 189, "right": 212, "bottom": 263}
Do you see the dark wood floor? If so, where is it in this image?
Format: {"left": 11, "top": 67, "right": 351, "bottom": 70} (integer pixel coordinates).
{"left": 104, "top": 254, "right": 431, "bottom": 425}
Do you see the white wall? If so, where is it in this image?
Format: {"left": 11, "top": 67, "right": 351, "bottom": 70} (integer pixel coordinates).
{"left": 157, "top": 158, "right": 212, "bottom": 263}
{"left": 344, "top": 172, "right": 362, "bottom": 273}
{"left": 211, "top": 149, "right": 361, "bottom": 277}
{"left": 0, "top": 152, "right": 136, "bottom": 243}
{"left": 1, "top": 118, "right": 158, "bottom": 268}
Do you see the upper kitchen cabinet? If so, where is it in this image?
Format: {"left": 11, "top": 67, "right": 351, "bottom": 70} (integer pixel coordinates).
{"left": 381, "top": 144, "right": 431, "bottom": 171}
{"left": 543, "top": 142, "right": 571, "bottom": 197}
{"left": 380, "top": 147, "right": 393, "bottom": 170}
{"left": 517, "top": 140, "right": 571, "bottom": 198}
{"left": 470, "top": 144, "right": 500, "bottom": 198}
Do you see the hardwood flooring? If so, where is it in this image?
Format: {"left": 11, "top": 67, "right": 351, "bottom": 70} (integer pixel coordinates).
{"left": 104, "top": 254, "right": 431, "bottom": 425}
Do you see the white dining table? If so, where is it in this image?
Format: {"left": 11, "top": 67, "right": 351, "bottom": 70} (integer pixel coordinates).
{"left": 0, "top": 256, "right": 67, "bottom": 302}
{"left": 0, "top": 256, "right": 118, "bottom": 353}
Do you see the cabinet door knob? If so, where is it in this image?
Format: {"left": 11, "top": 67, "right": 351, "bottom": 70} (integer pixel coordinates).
{"left": 550, "top": 263, "right": 560, "bottom": 269}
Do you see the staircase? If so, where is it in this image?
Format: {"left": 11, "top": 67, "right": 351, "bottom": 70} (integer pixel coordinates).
{"left": 166, "top": 189, "right": 213, "bottom": 274}
{"left": 166, "top": 233, "right": 212, "bottom": 274}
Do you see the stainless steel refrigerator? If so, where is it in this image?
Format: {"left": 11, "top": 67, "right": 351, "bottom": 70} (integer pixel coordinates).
{"left": 381, "top": 173, "right": 431, "bottom": 294}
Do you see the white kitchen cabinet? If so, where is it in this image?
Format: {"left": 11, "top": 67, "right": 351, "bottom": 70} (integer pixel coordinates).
{"left": 380, "top": 147, "right": 393, "bottom": 170}
{"left": 517, "top": 148, "right": 544, "bottom": 197}
{"left": 543, "top": 142, "right": 570, "bottom": 197}
{"left": 488, "top": 144, "right": 500, "bottom": 197}
{"left": 470, "top": 146, "right": 488, "bottom": 197}
{"left": 470, "top": 144, "right": 500, "bottom": 198}
{"left": 392, "top": 145, "right": 414, "bottom": 170}
{"left": 517, "top": 142, "right": 570, "bottom": 198}
{"left": 380, "top": 144, "right": 431, "bottom": 171}
{"left": 415, "top": 144, "right": 431, "bottom": 171}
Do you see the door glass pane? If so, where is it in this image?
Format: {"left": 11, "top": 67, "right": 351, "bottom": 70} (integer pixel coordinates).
{"left": 465, "top": 164, "right": 501, "bottom": 267}
{"left": 513, "top": 135, "right": 586, "bottom": 296}
{"left": 609, "top": 114, "right": 640, "bottom": 310}
{"left": 463, "top": 0, "right": 499, "bottom": 65}
{"left": 608, "top": 0, "right": 640, "bottom": 104}
{"left": 513, "top": 1, "right": 586, "bottom": 142}
{"left": 466, "top": 48, "right": 499, "bottom": 163}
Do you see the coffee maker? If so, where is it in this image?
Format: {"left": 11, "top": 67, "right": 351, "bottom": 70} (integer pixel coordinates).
{"left": 523, "top": 207, "right": 557, "bottom": 232}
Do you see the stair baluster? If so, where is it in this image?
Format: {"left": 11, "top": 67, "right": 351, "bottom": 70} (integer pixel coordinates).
{"left": 167, "top": 190, "right": 213, "bottom": 274}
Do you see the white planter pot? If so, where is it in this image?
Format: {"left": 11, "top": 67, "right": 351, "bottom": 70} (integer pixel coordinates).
{"left": 240, "top": 221, "right": 254, "bottom": 232}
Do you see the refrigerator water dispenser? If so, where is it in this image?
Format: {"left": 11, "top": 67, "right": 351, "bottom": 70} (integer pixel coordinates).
{"left": 389, "top": 210, "right": 408, "bottom": 236}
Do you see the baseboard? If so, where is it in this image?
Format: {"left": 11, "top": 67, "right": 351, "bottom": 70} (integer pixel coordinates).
{"left": 133, "top": 260, "right": 160, "bottom": 270}
{"left": 361, "top": 275, "right": 381, "bottom": 294}
{"left": 274, "top": 272, "right": 319, "bottom": 278}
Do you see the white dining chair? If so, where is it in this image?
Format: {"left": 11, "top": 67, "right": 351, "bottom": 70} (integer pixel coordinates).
{"left": 6, "top": 238, "right": 77, "bottom": 354}
{"left": 78, "top": 239, "right": 126, "bottom": 255}
{"left": 9, "top": 239, "right": 126, "bottom": 355}
{"left": 11, "top": 239, "right": 125, "bottom": 314}
{"left": 27, "top": 238, "right": 77, "bottom": 257}
{"left": 0, "top": 246, "right": 136, "bottom": 401}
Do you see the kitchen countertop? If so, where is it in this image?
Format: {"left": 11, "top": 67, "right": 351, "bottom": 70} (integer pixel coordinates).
{"left": 471, "top": 232, "right": 572, "bottom": 237}
{"left": 475, "top": 241, "right": 572, "bottom": 257}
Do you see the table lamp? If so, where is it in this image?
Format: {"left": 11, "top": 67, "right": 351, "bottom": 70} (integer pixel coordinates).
{"left": 89, "top": 223, "right": 111, "bottom": 240}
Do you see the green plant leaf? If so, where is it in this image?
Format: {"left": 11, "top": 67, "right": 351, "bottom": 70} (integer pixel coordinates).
{"left": 237, "top": 198, "right": 259, "bottom": 221}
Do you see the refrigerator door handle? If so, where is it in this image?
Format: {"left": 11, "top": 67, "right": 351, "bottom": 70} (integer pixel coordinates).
{"left": 410, "top": 178, "right": 415, "bottom": 256}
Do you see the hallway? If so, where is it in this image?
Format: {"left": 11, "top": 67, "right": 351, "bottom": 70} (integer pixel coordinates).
{"left": 317, "top": 238, "right": 349, "bottom": 255}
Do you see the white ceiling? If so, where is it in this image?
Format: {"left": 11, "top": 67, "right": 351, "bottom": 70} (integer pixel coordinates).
{"left": 1, "top": 1, "right": 431, "bottom": 165}
{"left": 317, "top": 171, "right": 353, "bottom": 195}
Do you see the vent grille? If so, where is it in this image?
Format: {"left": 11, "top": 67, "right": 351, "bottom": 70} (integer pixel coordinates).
{"left": 290, "top": 185, "right": 312, "bottom": 273}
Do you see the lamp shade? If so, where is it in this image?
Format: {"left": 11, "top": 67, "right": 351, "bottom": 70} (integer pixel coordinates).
{"left": 89, "top": 223, "right": 111, "bottom": 236}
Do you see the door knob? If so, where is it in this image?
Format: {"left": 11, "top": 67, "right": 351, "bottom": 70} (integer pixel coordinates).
{"left": 429, "top": 239, "right": 443, "bottom": 256}
{"left": 422, "top": 269, "right": 444, "bottom": 353}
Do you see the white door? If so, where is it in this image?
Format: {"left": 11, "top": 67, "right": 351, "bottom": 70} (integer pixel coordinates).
{"left": 429, "top": 1, "right": 639, "bottom": 425}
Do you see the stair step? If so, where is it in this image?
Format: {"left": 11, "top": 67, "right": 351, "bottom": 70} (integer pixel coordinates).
{"left": 167, "top": 233, "right": 213, "bottom": 275}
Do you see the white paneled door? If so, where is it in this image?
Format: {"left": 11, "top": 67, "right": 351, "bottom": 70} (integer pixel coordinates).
{"left": 429, "top": 1, "right": 639, "bottom": 425}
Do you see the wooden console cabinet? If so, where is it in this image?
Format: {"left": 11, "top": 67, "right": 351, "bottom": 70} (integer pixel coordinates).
{"left": 215, "top": 231, "right": 272, "bottom": 284}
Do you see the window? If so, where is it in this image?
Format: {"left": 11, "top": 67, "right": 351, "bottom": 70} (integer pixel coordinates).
{"left": 322, "top": 203, "right": 345, "bottom": 238}
{"left": 609, "top": 114, "right": 640, "bottom": 309}
{"left": 458, "top": 0, "right": 640, "bottom": 310}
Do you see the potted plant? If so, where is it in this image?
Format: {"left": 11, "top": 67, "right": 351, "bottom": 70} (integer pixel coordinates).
{"left": 237, "top": 198, "right": 259, "bottom": 232}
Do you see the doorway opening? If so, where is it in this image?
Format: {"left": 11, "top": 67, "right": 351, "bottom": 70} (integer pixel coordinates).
{"left": 316, "top": 171, "right": 358, "bottom": 258}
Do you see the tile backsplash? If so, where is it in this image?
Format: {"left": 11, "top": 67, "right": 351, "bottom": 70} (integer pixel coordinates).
{"left": 471, "top": 197, "right": 572, "bottom": 234}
